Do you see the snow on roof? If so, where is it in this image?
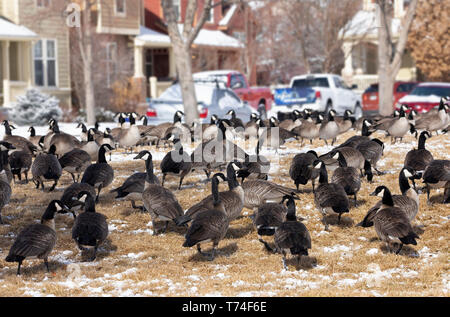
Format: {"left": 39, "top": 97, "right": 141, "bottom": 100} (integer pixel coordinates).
{"left": 219, "top": 4, "right": 237, "bottom": 26}
{"left": 194, "top": 70, "right": 239, "bottom": 77}
{"left": 340, "top": 10, "right": 401, "bottom": 39}
{"left": 136, "top": 25, "right": 243, "bottom": 49}
{"left": 0, "top": 17, "right": 37, "bottom": 40}
{"left": 248, "top": 0, "right": 266, "bottom": 10}
{"left": 417, "top": 82, "right": 450, "bottom": 87}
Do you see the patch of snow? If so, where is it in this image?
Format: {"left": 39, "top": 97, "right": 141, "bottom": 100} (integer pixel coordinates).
{"left": 366, "top": 248, "right": 379, "bottom": 255}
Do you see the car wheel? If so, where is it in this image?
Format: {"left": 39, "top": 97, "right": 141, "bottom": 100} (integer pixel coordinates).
{"left": 258, "top": 103, "right": 267, "bottom": 120}
{"left": 353, "top": 103, "right": 363, "bottom": 119}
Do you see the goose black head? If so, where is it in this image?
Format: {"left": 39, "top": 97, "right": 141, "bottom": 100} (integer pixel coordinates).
{"left": 227, "top": 110, "right": 236, "bottom": 116}
{"left": 48, "top": 144, "right": 57, "bottom": 155}
{"left": 316, "top": 114, "right": 324, "bottom": 124}
{"left": 370, "top": 186, "right": 388, "bottom": 197}
{"left": 0, "top": 141, "right": 15, "bottom": 151}
{"left": 210, "top": 114, "right": 219, "bottom": 124}
{"left": 77, "top": 122, "right": 87, "bottom": 131}
{"left": 76, "top": 191, "right": 96, "bottom": 213}
{"left": 307, "top": 150, "right": 318, "bottom": 158}
{"left": 371, "top": 138, "right": 384, "bottom": 150}
{"left": 133, "top": 150, "right": 152, "bottom": 161}
{"left": 42, "top": 200, "right": 70, "bottom": 221}
{"left": 101, "top": 144, "right": 114, "bottom": 152}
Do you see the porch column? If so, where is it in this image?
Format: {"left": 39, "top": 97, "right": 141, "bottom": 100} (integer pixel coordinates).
{"left": 2, "top": 41, "right": 11, "bottom": 107}
{"left": 341, "top": 41, "right": 354, "bottom": 82}
{"left": 133, "top": 44, "right": 145, "bottom": 78}
{"left": 25, "top": 41, "right": 33, "bottom": 88}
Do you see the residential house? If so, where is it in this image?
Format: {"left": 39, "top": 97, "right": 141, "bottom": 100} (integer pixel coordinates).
{"left": 341, "top": 0, "right": 417, "bottom": 92}
{"left": 135, "top": 0, "right": 245, "bottom": 99}
{"left": 0, "top": 0, "right": 71, "bottom": 109}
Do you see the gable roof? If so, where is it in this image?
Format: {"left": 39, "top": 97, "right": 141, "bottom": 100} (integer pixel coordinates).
{"left": 0, "top": 16, "right": 37, "bottom": 40}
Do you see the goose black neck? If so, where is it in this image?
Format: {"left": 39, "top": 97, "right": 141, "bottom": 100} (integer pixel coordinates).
{"left": 52, "top": 123, "right": 61, "bottom": 134}
{"left": 211, "top": 175, "right": 221, "bottom": 207}
{"left": 217, "top": 122, "right": 227, "bottom": 140}
{"left": 173, "top": 113, "right": 182, "bottom": 124}
{"left": 87, "top": 131, "right": 95, "bottom": 142}
{"left": 319, "top": 163, "right": 328, "bottom": 184}
{"left": 327, "top": 112, "right": 334, "bottom": 121}
{"left": 98, "top": 146, "right": 108, "bottom": 163}
{"left": 48, "top": 145, "right": 57, "bottom": 155}
{"left": 336, "top": 152, "right": 347, "bottom": 167}
{"left": 41, "top": 202, "right": 58, "bottom": 222}
{"left": 361, "top": 122, "right": 371, "bottom": 137}
{"left": 145, "top": 155, "right": 155, "bottom": 183}
{"left": 381, "top": 187, "right": 394, "bottom": 207}
{"left": 399, "top": 170, "right": 411, "bottom": 195}
{"left": 80, "top": 124, "right": 87, "bottom": 133}
{"left": 142, "top": 117, "right": 148, "bottom": 126}
{"left": 30, "top": 127, "right": 36, "bottom": 136}
{"left": 285, "top": 197, "right": 296, "bottom": 221}
{"left": 418, "top": 133, "right": 427, "bottom": 150}
{"left": 3, "top": 121, "right": 11, "bottom": 135}
{"left": 129, "top": 115, "right": 136, "bottom": 126}
{"left": 364, "top": 160, "right": 373, "bottom": 182}
{"left": 0, "top": 151, "right": 4, "bottom": 172}
{"left": 226, "top": 164, "right": 239, "bottom": 190}
{"left": 83, "top": 195, "right": 96, "bottom": 213}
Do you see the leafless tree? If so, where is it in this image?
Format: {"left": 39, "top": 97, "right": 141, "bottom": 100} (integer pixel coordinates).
{"left": 377, "top": 0, "right": 418, "bottom": 116}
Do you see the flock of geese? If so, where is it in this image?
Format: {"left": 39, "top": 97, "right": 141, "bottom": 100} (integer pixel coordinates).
{"left": 0, "top": 96, "right": 449, "bottom": 274}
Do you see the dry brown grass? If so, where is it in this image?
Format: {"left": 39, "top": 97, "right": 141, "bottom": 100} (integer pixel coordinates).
{"left": 0, "top": 130, "right": 448, "bottom": 297}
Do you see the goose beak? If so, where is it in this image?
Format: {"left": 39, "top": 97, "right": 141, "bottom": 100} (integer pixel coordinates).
{"left": 369, "top": 190, "right": 377, "bottom": 196}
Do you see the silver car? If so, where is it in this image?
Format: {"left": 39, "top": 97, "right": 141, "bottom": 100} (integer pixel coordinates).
{"left": 146, "top": 81, "right": 257, "bottom": 125}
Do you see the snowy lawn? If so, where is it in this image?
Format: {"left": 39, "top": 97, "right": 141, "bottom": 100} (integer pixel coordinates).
{"left": 0, "top": 123, "right": 448, "bottom": 297}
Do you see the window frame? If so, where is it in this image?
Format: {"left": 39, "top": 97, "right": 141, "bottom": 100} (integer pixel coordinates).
{"left": 33, "top": 39, "right": 58, "bottom": 88}
{"left": 114, "top": 0, "right": 126, "bottom": 17}
{"left": 36, "top": 0, "right": 50, "bottom": 8}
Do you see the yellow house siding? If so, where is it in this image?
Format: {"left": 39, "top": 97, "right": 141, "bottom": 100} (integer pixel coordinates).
{"left": 17, "top": 0, "right": 71, "bottom": 92}
{"left": 2, "top": 0, "right": 19, "bottom": 24}
{"left": 97, "top": 0, "right": 140, "bottom": 34}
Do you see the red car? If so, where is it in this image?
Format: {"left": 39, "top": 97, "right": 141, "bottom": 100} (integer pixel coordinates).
{"left": 362, "top": 81, "right": 418, "bottom": 112}
{"left": 395, "top": 82, "right": 450, "bottom": 113}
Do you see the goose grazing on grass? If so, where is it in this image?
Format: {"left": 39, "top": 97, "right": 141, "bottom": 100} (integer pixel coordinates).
{"left": 182, "top": 173, "right": 229, "bottom": 261}
{"left": 81, "top": 144, "right": 114, "bottom": 202}
{"left": 61, "top": 182, "right": 97, "bottom": 215}
{"left": 0, "top": 151, "right": 12, "bottom": 224}
{"left": 357, "top": 168, "right": 419, "bottom": 228}
{"left": 313, "top": 160, "right": 350, "bottom": 231}
{"left": 242, "top": 179, "right": 299, "bottom": 211}
{"left": 160, "top": 134, "right": 192, "bottom": 190}
{"left": 8, "top": 149, "right": 32, "bottom": 184}
{"left": 289, "top": 150, "right": 319, "bottom": 192}
{"left": 236, "top": 140, "right": 270, "bottom": 183}
{"left": 5, "top": 200, "right": 68, "bottom": 275}
{"left": 72, "top": 191, "right": 108, "bottom": 261}
{"left": 274, "top": 195, "right": 311, "bottom": 270}
{"left": 31, "top": 144, "right": 62, "bottom": 191}
{"left": 254, "top": 195, "right": 291, "bottom": 252}
{"left": 58, "top": 148, "right": 91, "bottom": 183}
{"left": 175, "top": 162, "right": 243, "bottom": 226}
{"left": 366, "top": 186, "right": 419, "bottom": 255}
{"left": 404, "top": 131, "right": 434, "bottom": 189}
{"left": 422, "top": 159, "right": 450, "bottom": 204}
{"left": 138, "top": 151, "right": 184, "bottom": 234}
{"left": 355, "top": 138, "right": 384, "bottom": 175}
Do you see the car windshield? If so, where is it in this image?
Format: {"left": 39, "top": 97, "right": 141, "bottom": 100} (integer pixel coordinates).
{"left": 409, "top": 86, "right": 450, "bottom": 97}
{"left": 292, "top": 77, "right": 329, "bottom": 88}
{"left": 158, "top": 83, "right": 214, "bottom": 104}
{"left": 364, "top": 84, "right": 379, "bottom": 93}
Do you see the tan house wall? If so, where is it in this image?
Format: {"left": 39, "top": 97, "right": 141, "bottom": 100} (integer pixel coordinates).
{"left": 97, "top": 0, "right": 141, "bottom": 35}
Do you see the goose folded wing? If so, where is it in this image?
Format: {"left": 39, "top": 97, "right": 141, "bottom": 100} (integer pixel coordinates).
{"left": 10, "top": 225, "right": 56, "bottom": 257}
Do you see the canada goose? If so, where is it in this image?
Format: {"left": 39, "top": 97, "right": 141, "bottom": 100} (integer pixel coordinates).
{"left": 244, "top": 113, "right": 259, "bottom": 139}
{"left": 48, "top": 122, "right": 82, "bottom": 156}
{"left": 242, "top": 179, "right": 299, "bottom": 211}
{"left": 175, "top": 162, "right": 244, "bottom": 226}
{"left": 378, "top": 108, "right": 411, "bottom": 143}
{"left": 414, "top": 98, "right": 449, "bottom": 134}
{"left": 422, "top": 159, "right": 450, "bottom": 204}
{"left": 0, "top": 152, "right": 12, "bottom": 224}
{"left": 279, "top": 110, "right": 302, "bottom": 131}
{"left": 110, "top": 150, "right": 160, "bottom": 210}
{"left": 28, "top": 126, "right": 44, "bottom": 149}
{"left": 58, "top": 148, "right": 91, "bottom": 183}
{"left": 77, "top": 122, "right": 89, "bottom": 142}
{"left": 31, "top": 144, "right": 62, "bottom": 191}
{"left": 0, "top": 142, "right": 15, "bottom": 184}
{"left": 330, "top": 147, "right": 370, "bottom": 177}
{"left": 109, "top": 113, "right": 127, "bottom": 146}
{"left": 274, "top": 196, "right": 311, "bottom": 270}
{"left": 355, "top": 138, "right": 384, "bottom": 175}
{"left": 71, "top": 191, "right": 108, "bottom": 261}
{"left": 338, "top": 119, "right": 373, "bottom": 149}
{"left": 60, "top": 182, "right": 96, "bottom": 214}
{"left": 138, "top": 151, "right": 184, "bottom": 234}
{"left": 319, "top": 110, "right": 340, "bottom": 146}
{"left": 253, "top": 195, "right": 290, "bottom": 252}
{"left": 190, "top": 119, "right": 247, "bottom": 179}
{"left": 8, "top": 150, "right": 32, "bottom": 183}
{"left": 372, "top": 109, "right": 402, "bottom": 132}
{"left": 136, "top": 116, "right": 156, "bottom": 145}
{"left": 258, "top": 117, "right": 298, "bottom": 152}
{"left": 292, "top": 114, "right": 322, "bottom": 145}
{"left": 404, "top": 131, "right": 434, "bottom": 189}
{"left": 359, "top": 168, "right": 419, "bottom": 228}
{"left": 365, "top": 186, "right": 419, "bottom": 254}
{"left": 313, "top": 160, "right": 350, "bottom": 231}
{"left": 118, "top": 113, "right": 141, "bottom": 153}
{"left": 79, "top": 129, "right": 100, "bottom": 161}
{"left": 335, "top": 110, "right": 355, "bottom": 134}
{"left": 80, "top": 144, "right": 115, "bottom": 202}
{"left": 236, "top": 140, "right": 270, "bottom": 183}
{"left": 331, "top": 151, "right": 372, "bottom": 206}
{"left": 227, "top": 110, "right": 245, "bottom": 129}
{"left": 289, "top": 150, "right": 319, "bottom": 192}
{"left": 160, "top": 134, "right": 192, "bottom": 190}
{"left": 141, "top": 111, "right": 185, "bottom": 148}
{"left": 182, "top": 173, "right": 229, "bottom": 261}
{"left": 194, "top": 114, "right": 220, "bottom": 142}
{"left": 1, "top": 120, "right": 37, "bottom": 155}
{"left": 5, "top": 200, "right": 68, "bottom": 275}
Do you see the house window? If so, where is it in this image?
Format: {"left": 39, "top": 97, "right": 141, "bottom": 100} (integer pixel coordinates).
{"left": 36, "top": 0, "right": 50, "bottom": 7}
{"left": 173, "top": 0, "right": 181, "bottom": 21}
{"left": 205, "top": 7, "right": 214, "bottom": 23}
{"left": 34, "top": 39, "right": 57, "bottom": 87}
{"left": 115, "top": 0, "right": 126, "bottom": 16}
{"left": 106, "top": 43, "right": 117, "bottom": 88}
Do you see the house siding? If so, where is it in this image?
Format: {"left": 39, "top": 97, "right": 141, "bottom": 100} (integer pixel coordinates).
{"left": 97, "top": 0, "right": 141, "bottom": 35}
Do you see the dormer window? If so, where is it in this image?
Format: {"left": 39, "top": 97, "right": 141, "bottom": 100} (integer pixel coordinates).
{"left": 115, "top": 0, "right": 126, "bottom": 16}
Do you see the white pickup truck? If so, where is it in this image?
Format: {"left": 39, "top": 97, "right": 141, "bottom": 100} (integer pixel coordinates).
{"left": 269, "top": 74, "right": 363, "bottom": 119}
